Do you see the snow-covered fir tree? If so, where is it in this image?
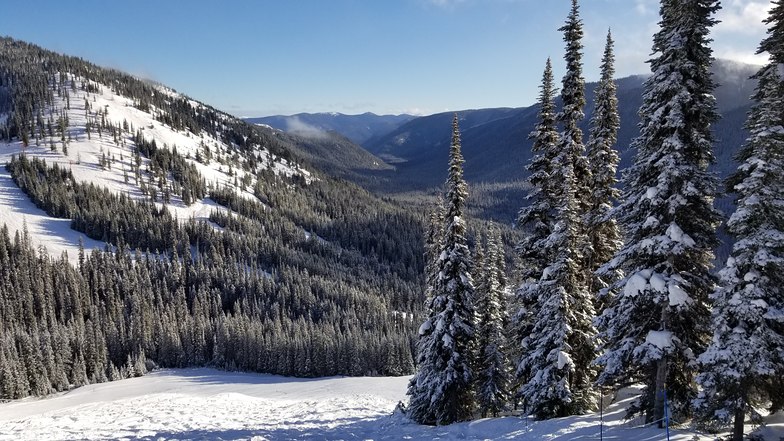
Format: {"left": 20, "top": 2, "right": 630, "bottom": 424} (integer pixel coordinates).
{"left": 595, "top": 0, "right": 722, "bottom": 425}
{"left": 585, "top": 29, "right": 622, "bottom": 304}
{"left": 472, "top": 234, "right": 486, "bottom": 308}
{"left": 517, "top": 58, "right": 559, "bottom": 286}
{"left": 516, "top": 1, "right": 598, "bottom": 419}
{"left": 475, "top": 227, "right": 511, "bottom": 418}
{"left": 518, "top": 130, "right": 597, "bottom": 419}
{"left": 514, "top": 58, "right": 559, "bottom": 401}
{"left": 695, "top": 3, "right": 784, "bottom": 439}
{"left": 407, "top": 114, "right": 476, "bottom": 425}
{"left": 470, "top": 231, "right": 486, "bottom": 376}
{"left": 557, "top": 0, "right": 592, "bottom": 287}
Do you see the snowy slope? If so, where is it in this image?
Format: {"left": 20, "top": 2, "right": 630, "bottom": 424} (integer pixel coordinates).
{"left": 0, "top": 76, "right": 309, "bottom": 263}
{"left": 2, "top": 369, "right": 780, "bottom": 440}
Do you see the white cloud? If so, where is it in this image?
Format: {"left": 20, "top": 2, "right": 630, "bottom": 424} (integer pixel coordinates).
{"left": 285, "top": 117, "right": 329, "bottom": 139}
{"left": 714, "top": 47, "right": 768, "bottom": 66}
{"left": 400, "top": 107, "right": 428, "bottom": 116}
{"left": 711, "top": 0, "right": 771, "bottom": 65}
{"left": 715, "top": 0, "right": 771, "bottom": 35}
{"left": 634, "top": 0, "right": 657, "bottom": 16}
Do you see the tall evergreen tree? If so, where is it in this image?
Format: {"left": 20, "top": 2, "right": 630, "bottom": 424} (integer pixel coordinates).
{"left": 476, "top": 227, "right": 511, "bottom": 418}
{"left": 518, "top": 124, "right": 597, "bottom": 419}
{"left": 514, "top": 58, "right": 559, "bottom": 400}
{"left": 517, "top": 58, "right": 559, "bottom": 285}
{"left": 695, "top": 3, "right": 784, "bottom": 439}
{"left": 557, "top": 0, "right": 592, "bottom": 283}
{"left": 595, "top": 0, "right": 722, "bottom": 425}
{"left": 516, "top": 0, "right": 597, "bottom": 419}
{"left": 407, "top": 114, "right": 476, "bottom": 425}
{"left": 586, "top": 29, "right": 622, "bottom": 304}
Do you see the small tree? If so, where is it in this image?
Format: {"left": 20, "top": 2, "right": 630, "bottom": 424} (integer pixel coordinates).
{"left": 475, "top": 227, "right": 511, "bottom": 417}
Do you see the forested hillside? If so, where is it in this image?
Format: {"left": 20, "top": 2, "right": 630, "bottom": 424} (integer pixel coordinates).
{"left": 0, "top": 37, "right": 424, "bottom": 399}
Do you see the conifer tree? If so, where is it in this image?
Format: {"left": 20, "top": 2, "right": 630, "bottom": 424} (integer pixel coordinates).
{"left": 517, "top": 58, "right": 559, "bottom": 285}
{"left": 518, "top": 128, "right": 597, "bottom": 419}
{"left": 586, "top": 30, "right": 622, "bottom": 304}
{"left": 407, "top": 114, "right": 476, "bottom": 425}
{"left": 695, "top": 3, "right": 784, "bottom": 439}
{"left": 476, "top": 227, "right": 511, "bottom": 418}
{"left": 406, "top": 200, "right": 446, "bottom": 421}
{"left": 514, "top": 59, "right": 558, "bottom": 399}
{"left": 595, "top": 0, "right": 722, "bottom": 424}
{"left": 471, "top": 233, "right": 487, "bottom": 374}
{"left": 557, "top": 0, "right": 592, "bottom": 279}
{"left": 517, "top": 0, "right": 598, "bottom": 419}
{"left": 425, "top": 199, "right": 445, "bottom": 296}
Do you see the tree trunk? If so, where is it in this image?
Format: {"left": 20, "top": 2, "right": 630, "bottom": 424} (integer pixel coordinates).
{"left": 653, "top": 306, "right": 669, "bottom": 428}
{"left": 653, "top": 356, "right": 667, "bottom": 428}
{"left": 732, "top": 407, "right": 745, "bottom": 441}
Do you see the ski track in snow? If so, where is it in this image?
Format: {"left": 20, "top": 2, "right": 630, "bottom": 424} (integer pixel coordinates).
{"left": 3, "top": 368, "right": 778, "bottom": 440}
{"left": 0, "top": 159, "right": 106, "bottom": 263}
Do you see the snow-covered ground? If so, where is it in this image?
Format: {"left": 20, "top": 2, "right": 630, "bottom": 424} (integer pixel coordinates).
{"left": 3, "top": 368, "right": 779, "bottom": 440}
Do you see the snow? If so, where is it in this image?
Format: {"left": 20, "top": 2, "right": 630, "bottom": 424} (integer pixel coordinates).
{"left": 253, "top": 123, "right": 276, "bottom": 131}
{"left": 649, "top": 272, "right": 666, "bottom": 293}
{"left": 645, "top": 330, "right": 674, "bottom": 350}
{"left": 0, "top": 75, "right": 312, "bottom": 261}
{"left": 0, "top": 157, "right": 107, "bottom": 264}
{"left": 665, "top": 223, "right": 695, "bottom": 247}
{"left": 418, "top": 319, "right": 432, "bottom": 335}
{"left": 623, "top": 272, "right": 648, "bottom": 297}
{"left": 0, "top": 369, "right": 755, "bottom": 441}
{"left": 667, "top": 282, "right": 690, "bottom": 306}
{"left": 557, "top": 351, "right": 573, "bottom": 370}
{"left": 744, "top": 270, "right": 759, "bottom": 282}
{"left": 642, "top": 216, "right": 659, "bottom": 228}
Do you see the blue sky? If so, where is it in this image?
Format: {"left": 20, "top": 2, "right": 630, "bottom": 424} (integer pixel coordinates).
{"left": 0, "top": 0, "right": 770, "bottom": 116}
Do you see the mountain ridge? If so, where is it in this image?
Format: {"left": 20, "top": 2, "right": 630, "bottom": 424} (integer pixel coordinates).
{"left": 246, "top": 112, "right": 416, "bottom": 146}
{"left": 358, "top": 60, "right": 756, "bottom": 213}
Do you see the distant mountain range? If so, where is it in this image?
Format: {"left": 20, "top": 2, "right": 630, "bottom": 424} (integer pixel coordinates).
{"left": 245, "top": 112, "right": 416, "bottom": 146}
{"left": 252, "top": 61, "right": 758, "bottom": 215}
{"left": 363, "top": 59, "right": 756, "bottom": 197}
{"left": 249, "top": 60, "right": 758, "bottom": 244}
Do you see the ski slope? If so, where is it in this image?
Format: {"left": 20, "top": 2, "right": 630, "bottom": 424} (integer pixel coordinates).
{"left": 0, "top": 75, "right": 309, "bottom": 263}
{"left": 2, "top": 368, "right": 780, "bottom": 440}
